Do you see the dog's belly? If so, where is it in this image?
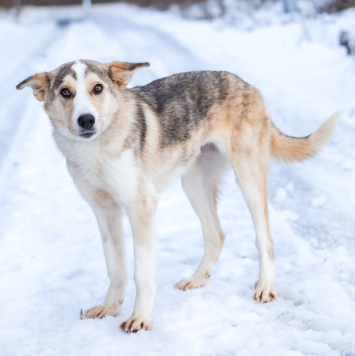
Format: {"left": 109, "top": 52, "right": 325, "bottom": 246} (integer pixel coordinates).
{"left": 148, "top": 144, "right": 203, "bottom": 192}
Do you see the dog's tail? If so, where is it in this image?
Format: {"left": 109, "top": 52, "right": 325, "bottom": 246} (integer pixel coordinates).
{"left": 270, "top": 113, "right": 339, "bottom": 163}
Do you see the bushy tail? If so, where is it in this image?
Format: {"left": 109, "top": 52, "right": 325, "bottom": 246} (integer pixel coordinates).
{"left": 270, "top": 113, "right": 339, "bottom": 163}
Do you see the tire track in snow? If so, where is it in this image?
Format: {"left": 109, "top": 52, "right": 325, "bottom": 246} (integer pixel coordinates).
{"left": 91, "top": 11, "right": 207, "bottom": 78}
{"left": 0, "top": 16, "right": 78, "bottom": 171}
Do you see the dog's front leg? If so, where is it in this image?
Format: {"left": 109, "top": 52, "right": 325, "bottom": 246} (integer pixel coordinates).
{"left": 85, "top": 204, "right": 128, "bottom": 319}
{"left": 66, "top": 162, "right": 129, "bottom": 319}
{"left": 120, "top": 190, "right": 157, "bottom": 332}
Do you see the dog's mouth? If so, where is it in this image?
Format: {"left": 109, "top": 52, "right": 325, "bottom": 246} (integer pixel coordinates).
{"left": 79, "top": 131, "right": 96, "bottom": 139}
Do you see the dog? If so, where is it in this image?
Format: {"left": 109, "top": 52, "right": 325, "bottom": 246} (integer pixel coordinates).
{"left": 16, "top": 59, "right": 337, "bottom": 332}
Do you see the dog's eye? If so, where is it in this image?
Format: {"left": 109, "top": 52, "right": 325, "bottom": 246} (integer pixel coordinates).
{"left": 60, "top": 88, "right": 71, "bottom": 98}
{"left": 93, "top": 84, "right": 103, "bottom": 95}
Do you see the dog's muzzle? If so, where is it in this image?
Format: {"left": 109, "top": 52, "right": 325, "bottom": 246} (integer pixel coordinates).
{"left": 78, "top": 114, "right": 96, "bottom": 138}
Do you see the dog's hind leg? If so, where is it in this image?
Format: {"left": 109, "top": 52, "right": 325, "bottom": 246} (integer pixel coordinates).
{"left": 230, "top": 146, "right": 277, "bottom": 303}
{"left": 85, "top": 204, "right": 128, "bottom": 319}
{"left": 176, "top": 144, "right": 227, "bottom": 290}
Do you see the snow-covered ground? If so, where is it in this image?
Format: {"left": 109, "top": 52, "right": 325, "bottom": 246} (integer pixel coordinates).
{"left": 0, "top": 3, "right": 354, "bottom": 355}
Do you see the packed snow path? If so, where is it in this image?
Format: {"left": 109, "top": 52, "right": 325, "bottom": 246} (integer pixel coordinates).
{"left": 0, "top": 4, "right": 354, "bottom": 355}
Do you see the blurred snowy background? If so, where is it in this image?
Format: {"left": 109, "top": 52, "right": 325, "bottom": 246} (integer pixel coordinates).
{"left": 0, "top": 0, "right": 354, "bottom": 355}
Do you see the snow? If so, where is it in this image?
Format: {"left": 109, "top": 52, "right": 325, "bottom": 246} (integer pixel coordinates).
{"left": 0, "top": 3, "right": 355, "bottom": 355}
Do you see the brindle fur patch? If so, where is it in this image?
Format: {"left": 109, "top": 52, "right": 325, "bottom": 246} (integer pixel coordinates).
{"left": 135, "top": 103, "right": 147, "bottom": 153}
{"left": 129, "top": 71, "right": 245, "bottom": 147}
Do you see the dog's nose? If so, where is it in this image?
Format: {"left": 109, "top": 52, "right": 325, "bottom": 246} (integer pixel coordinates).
{"left": 78, "top": 114, "right": 95, "bottom": 130}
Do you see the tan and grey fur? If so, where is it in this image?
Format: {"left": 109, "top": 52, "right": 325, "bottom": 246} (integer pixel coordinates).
{"left": 17, "top": 59, "right": 337, "bottom": 333}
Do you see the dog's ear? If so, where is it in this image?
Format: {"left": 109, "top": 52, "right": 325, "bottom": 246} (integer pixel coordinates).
{"left": 16, "top": 73, "right": 50, "bottom": 102}
{"left": 107, "top": 62, "right": 150, "bottom": 90}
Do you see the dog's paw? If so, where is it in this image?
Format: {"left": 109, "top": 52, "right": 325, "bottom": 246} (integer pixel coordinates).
{"left": 175, "top": 276, "right": 208, "bottom": 291}
{"left": 85, "top": 305, "right": 119, "bottom": 319}
{"left": 253, "top": 280, "right": 277, "bottom": 303}
{"left": 120, "top": 316, "right": 151, "bottom": 332}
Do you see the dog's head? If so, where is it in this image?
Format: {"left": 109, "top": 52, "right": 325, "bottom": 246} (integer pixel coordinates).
{"left": 16, "top": 59, "right": 149, "bottom": 141}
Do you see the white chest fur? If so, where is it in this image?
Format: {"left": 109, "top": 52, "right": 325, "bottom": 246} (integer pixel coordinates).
{"left": 66, "top": 143, "right": 138, "bottom": 207}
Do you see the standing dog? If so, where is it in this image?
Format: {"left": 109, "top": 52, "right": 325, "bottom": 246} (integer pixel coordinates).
{"left": 17, "top": 60, "right": 337, "bottom": 332}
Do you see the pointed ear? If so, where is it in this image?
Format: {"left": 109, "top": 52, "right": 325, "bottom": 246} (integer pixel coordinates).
{"left": 16, "top": 73, "right": 50, "bottom": 102}
{"left": 107, "top": 62, "right": 150, "bottom": 90}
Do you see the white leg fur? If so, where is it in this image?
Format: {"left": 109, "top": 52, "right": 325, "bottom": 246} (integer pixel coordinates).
{"left": 86, "top": 205, "right": 128, "bottom": 318}
{"left": 232, "top": 158, "right": 277, "bottom": 302}
{"left": 177, "top": 145, "right": 227, "bottom": 290}
{"left": 120, "top": 186, "right": 157, "bottom": 332}
{"left": 66, "top": 162, "right": 128, "bottom": 318}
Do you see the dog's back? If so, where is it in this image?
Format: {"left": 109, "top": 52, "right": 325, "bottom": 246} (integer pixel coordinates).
{"left": 129, "top": 71, "right": 252, "bottom": 147}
